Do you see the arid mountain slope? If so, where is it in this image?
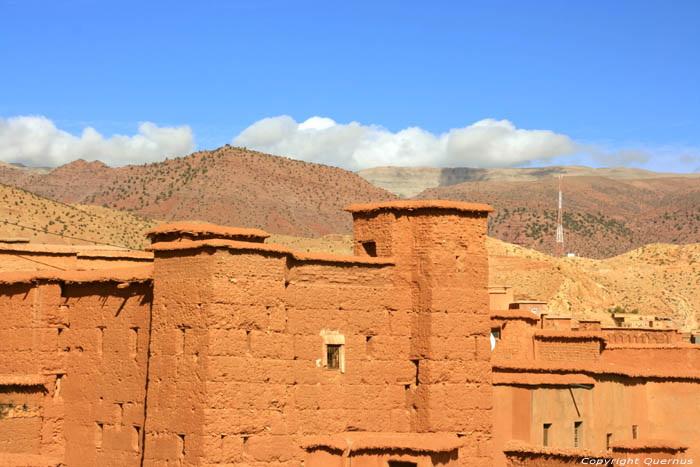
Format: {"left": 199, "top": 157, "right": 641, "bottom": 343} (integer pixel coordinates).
{"left": 269, "top": 233, "right": 700, "bottom": 330}
{"left": 2, "top": 150, "right": 697, "bottom": 257}
{"left": 487, "top": 238, "right": 700, "bottom": 330}
{"left": 0, "top": 184, "right": 156, "bottom": 249}
{"left": 415, "top": 176, "right": 700, "bottom": 258}
{"left": 359, "top": 165, "right": 700, "bottom": 198}
{"left": 0, "top": 146, "right": 397, "bottom": 237}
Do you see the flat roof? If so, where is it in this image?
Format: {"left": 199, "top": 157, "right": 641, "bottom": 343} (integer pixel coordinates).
{"left": 146, "top": 222, "right": 269, "bottom": 239}
{"left": 345, "top": 200, "right": 494, "bottom": 214}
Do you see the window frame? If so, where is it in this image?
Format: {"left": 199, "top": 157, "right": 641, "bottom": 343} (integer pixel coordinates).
{"left": 321, "top": 332, "right": 345, "bottom": 373}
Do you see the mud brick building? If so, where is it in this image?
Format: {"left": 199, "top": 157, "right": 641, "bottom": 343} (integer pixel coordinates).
{"left": 0, "top": 200, "right": 697, "bottom": 466}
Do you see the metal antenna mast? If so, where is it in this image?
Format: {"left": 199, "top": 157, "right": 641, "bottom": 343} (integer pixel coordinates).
{"left": 555, "top": 175, "right": 564, "bottom": 257}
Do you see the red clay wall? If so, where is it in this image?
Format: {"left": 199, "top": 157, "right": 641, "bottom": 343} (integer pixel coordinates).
{"left": 601, "top": 346, "right": 700, "bottom": 371}
{"left": 492, "top": 319, "right": 536, "bottom": 361}
{"left": 142, "top": 250, "right": 214, "bottom": 467}
{"left": 0, "top": 282, "right": 67, "bottom": 461}
{"left": 645, "top": 381, "right": 700, "bottom": 460}
{"left": 76, "top": 252, "right": 153, "bottom": 271}
{"left": 351, "top": 207, "right": 493, "bottom": 465}
{"left": 602, "top": 328, "right": 679, "bottom": 344}
{"left": 489, "top": 287, "right": 514, "bottom": 311}
{"left": 534, "top": 336, "right": 602, "bottom": 362}
{"left": 0, "top": 279, "right": 152, "bottom": 467}
{"left": 0, "top": 250, "right": 76, "bottom": 272}
{"left": 143, "top": 246, "right": 403, "bottom": 466}
{"left": 142, "top": 203, "right": 494, "bottom": 466}
{"left": 59, "top": 281, "right": 151, "bottom": 467}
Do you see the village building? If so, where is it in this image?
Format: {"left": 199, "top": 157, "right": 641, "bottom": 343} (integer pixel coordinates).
{"left": 0, "top": 200, "right": 697, "bottom": 466}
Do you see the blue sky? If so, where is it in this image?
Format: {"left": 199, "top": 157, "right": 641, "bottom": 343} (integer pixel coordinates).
{"left": 1, "top": 0, "right": 699, "bottom": 172}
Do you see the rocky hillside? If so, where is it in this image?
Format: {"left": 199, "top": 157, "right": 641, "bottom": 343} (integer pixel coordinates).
{"left": 0, "top": 146, "right": 396, "bottom": 237}
{"left": 0, "top": 183, "right": 156, "bottom": 249}
{"left": 1, "top": 149, "right": 697, "bottom": 258}
{"left": 416, "top": 176, "right": 700, "bottom": 258}
{"left": 487, "top": 238, "right": 700, "bottom": 330}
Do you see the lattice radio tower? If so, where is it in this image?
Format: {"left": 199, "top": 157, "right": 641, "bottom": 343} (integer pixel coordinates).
{"left": 555, "top": 175, "right": 564, "bottom": 257}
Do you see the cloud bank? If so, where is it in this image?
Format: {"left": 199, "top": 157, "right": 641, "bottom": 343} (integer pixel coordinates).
{"left": 0, "top": 115, "right": 194, "bottom": 167}
{"left": 233, "top": 115, "right": 580, "bottom": 170}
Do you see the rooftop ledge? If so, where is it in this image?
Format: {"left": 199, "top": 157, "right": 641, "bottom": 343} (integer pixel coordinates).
{"left": 148, "top": 239, "right": 395, "bottom": 265}
{"left": 300, "top": 432, "right": 463, "bottom": 453}
{"left": 490, "top": 310, "right": 539, "bottom": 321}
{"left": 345, "top": 200, "right": 494, "bottom": 213}
{"left": 0, "top": 374, "right": 48, "bottom": 387}
{"left": 503, "top": 441, "right": 607, "bottom": 458}
{"left": 0, "top": 265, "right": 153, "bottom": 285}
{"left": 534, "top": 330, "right": 605, "bottom": 340}
{"left": 146, "top": 222, "right": 270, "bottom": 240}
{"left": 610, "top": 439, "right": 688, "bottom": 452}
{"left": 492, "top": 360, "right": 700, "bottom": 380}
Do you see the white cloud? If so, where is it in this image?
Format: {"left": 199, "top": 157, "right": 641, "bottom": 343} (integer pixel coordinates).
{"left": 233, "top": 115, "right": 580, "bottom": 170}
{"left": 0, "top": 115, "right": 195, "bottom": 167}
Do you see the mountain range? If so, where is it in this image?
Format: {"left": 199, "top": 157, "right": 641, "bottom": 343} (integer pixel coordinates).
{"left": 0, "top": 146, "right": 698, "bottom": 258}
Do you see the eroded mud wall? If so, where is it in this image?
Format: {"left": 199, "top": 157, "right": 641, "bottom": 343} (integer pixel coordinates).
{"left": 0, "top": 280, "right": 152, "bottom": 466}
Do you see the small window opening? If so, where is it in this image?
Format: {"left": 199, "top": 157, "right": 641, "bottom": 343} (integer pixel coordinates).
{"left": 177, "top": 326, "right": 186, "bottom": 355}
{"left": 491, "top": 329, "right": 501, "bottom": 339}
{"left": 574, "top": 421, "right": 582, "bottom": 448}
{"left": 361, "top": 241, "right": 377, "bottom": 257}
{"left": 97, "top": 327, "right": 105, "bottom": 355}
{"left": 632, "top": 425, "right": 638, "bottom": 439}
{"left": 326, "top": 344, "right": 341, "bottom": 370}
{"left": 606, "top": 433, "right": 612, "bottom": 450}
{"left": 116, "top": 402, "right": 123, "bottom": 425}
{"left": 95, "top": 423, "right": 103, "bottom": 449}
{"left": 543, "top": 423, "right": 551, "bottom": 446}
{"left": 388, "top": 462, "right": 418, "bottom": 467}
{"left": 132, "top": 426, "right": 141, "bottom": 452}
{"left": 177, "top": 434, "right": 185, "bottom": 459}
{"left": 412, "top": 359, "right": 419, "bottom": 386}
{"left": 130, "top": 327, "right": 139, "bottom": 356}
{"left": 54, "top": 374, "right": 64, "bottom": 399}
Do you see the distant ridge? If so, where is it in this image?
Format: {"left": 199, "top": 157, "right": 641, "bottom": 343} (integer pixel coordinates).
{"left": 358, "top": 165, "right": 700, "bottom": 198}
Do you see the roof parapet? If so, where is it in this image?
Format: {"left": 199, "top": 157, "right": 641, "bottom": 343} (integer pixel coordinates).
{"left": 146, "top": 222, "right": 270, "bottom": 244}
{"left": 345, "top": 200, "right": 494, "bottom": 214}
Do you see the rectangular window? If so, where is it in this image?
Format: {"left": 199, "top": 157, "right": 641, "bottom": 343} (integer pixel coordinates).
{"left": 327, "top": 344, "right": 341, "bottom": 370}
{"left": 606, "top": 433, "right": 612, "bottom": 450}
{"left": 543, "top": 423, "right": 551, "bottom": 446}
{"left": 574, "top": 421, "right": 582, "bottom": 448}
{"left": 632, "top": 425, "right": 638, "bottom": 439}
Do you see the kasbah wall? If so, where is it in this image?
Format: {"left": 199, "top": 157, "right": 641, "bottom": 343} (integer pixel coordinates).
{"left": 0, "top": 200, "right": 697, "bottom": 467}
